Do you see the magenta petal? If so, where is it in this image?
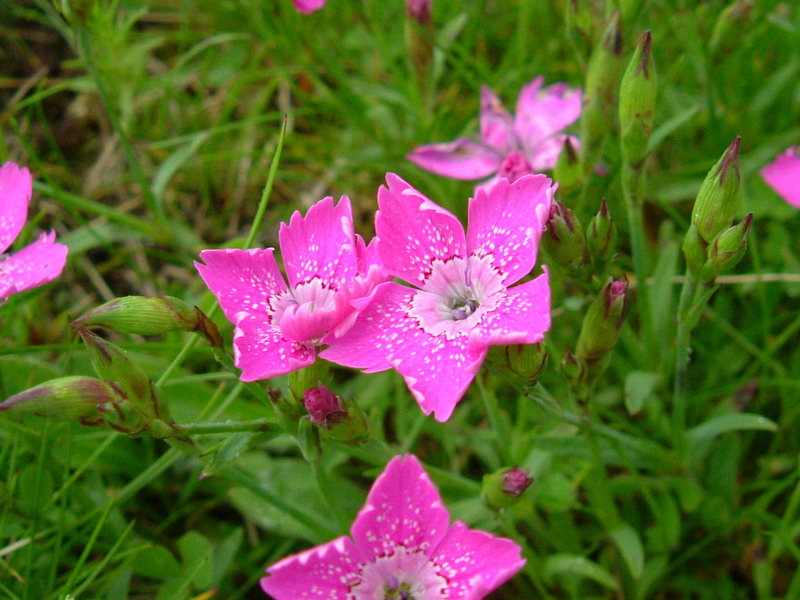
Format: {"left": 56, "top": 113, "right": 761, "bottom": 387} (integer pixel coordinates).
{"left": 261, "top": 536, "right": 362, "bottom": 599}
{"left": 479, "top": 86, "right": 515, "bottom": 152}
{"left": 376, "top": 174, "right": 468, "bottom": 285}
{"left": 430, "top": 521, "right": 526, "bottom": 599}
{"left": 0, "top": 232, "right": 68, "bottom": 301}
{"left": 195, "top": 248, "right": 288, "bottom": 323}
{"left": 320, "top": 281, "right": 409, "bottom": 373}
{"left": 514, "top": 77, "right": 582, "bottom": 148}
{"left": 279, "top": 196, "right": 359, "bottom": 290}
{"left": 761, "top": 146, "right": 800, "bottom": 208}
{"left": 407, "top": 139, "right": 503, "bottom": 180}
{"left": 234, "top": 313, "right": 315, "bottom": 380}
{"left": 0, "top": 162, "right": 33, "bottom": 254}
{"left": 351, "top": 455, "right": 450, "bottom": 560}
{"left": 292, "top": 0, "right": 327, "bottom": 13}
{"left": 467, "top": 175, "right": 554, "bottom": 285}
{"left": 469, "top": 270, "right": 551, "bottom": 348}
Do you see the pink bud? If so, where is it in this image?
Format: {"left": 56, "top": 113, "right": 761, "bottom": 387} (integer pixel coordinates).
{"left": 303, "top": 385, "right": 347, "bottom": 427}
{"left": 407, "top": 0, "right": 432, "bottom": 23}
{"left": 502, "top": 467, "right": 534, "bottom": 497}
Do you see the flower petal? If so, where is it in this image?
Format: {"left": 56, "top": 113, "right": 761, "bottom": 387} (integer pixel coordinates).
{"left": 261, "top": 536, "right": 363, "bottom": 599}
{"left": 407, "top": 139, "right": 503, "bottom": 180}
{"left": 761, "top": 146, "right": 800, "bottom": 208}
{"left": 279, "top": 196, "right": 359, "bottom": 290}
{"left": 468, "top": 270, "right": 550, "bottom": 347}
{"left": 514, "top": 77, "right": 582, "bottom": 149}
{"left": 430, "top": 521, "right": 526, "bottom": 600}
{"left": 376, "top": 174, "right": 468, "bottom": 285}
{"left": 195, "top": 248, "right": 288, "bottom": 324}
{"left": 528, "top": 134, "right": 579, "bottom": 171}
{"left": 479, "top": 86, "right": 515, "bottom": 152}
{"left": 233, "top": 312, "right": 315, "bottom": 380}
{"left": 0, "top": 232, "right": 68, "bottom": 301}
{"left": 292, "top": 0, "right": 327, "bottom": 14}
{"left": 467, "top": 175, "right": 554, "bottom": 285}
{"left": 351, "top": 455, "right": 451, "bottom": 560}
{"left": 0, "top": 162, "right": 32, "bottom": 254}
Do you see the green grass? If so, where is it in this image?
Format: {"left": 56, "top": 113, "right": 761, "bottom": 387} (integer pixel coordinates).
{"left": 1, "top": 0, "right": 800, "bottom": 598}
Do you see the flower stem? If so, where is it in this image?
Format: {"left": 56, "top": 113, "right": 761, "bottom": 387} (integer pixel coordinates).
{"left": 477, "top": 375, "right": 513, "bottom": 464}
{"left": 673, "top": 273, "right": 695, "bottom": 457}
{"left": 173, "top": 418, "right": 273, "bottom": 436}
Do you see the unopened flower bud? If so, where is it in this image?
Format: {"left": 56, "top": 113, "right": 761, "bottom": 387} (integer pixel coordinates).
{"left": 581, "top": 12, "right": 622, "bottom": 169}
{"left": 488, "top": 342, "right": 548, "bottom": 384}
{"left": 708, "top": 1, "right": 753, "bottom": 55}
{"left": 483, "top": 466, "right": 534, "bottom": 509}
{"left": 553, "top": 138, "right": 582, "bottom": 191}
{"left": 406, "top": 0, "right": 431, "bottom": 24}
{"left": 0, "top": 376, "right": 124, "bottom": 421}
{"left": 682, "top": 222, "right": 708, "bottom": 280}
{"left": 576, "top": 277, "right": 629, "bottom": 370}
{"left": 700, "top": 213, "right": 753, "bottom": 284}
{"left": 561, "top": 351, "right": 587, "bottom": 385}
{"left": 587, "top": 198, "right": 618, "bottom": 267}
{"left": 619, "top": 31, "right": 656, "bottom": 166}
{"left": 691, "top": 137, "right": 741, "bottom": 244}
{"left": 72, "top": 296, "right": 221, "bottom": 347}
{"left": 303, "top": 385, "right": 369, "bottom": 444}
{"left": 542, "top": 202, "right": 589, "bottom": 269}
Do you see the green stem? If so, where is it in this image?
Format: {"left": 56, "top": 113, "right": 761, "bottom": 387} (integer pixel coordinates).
{"left": 673, "top": 274, "right": 695, "bottom": 455}
{"left": 477, "top": 375, "right": 512, "bottom": 464}
{"left": 622, "top": 162, "right": 648, "bottom": 283}
{"left": 173, "top": 418, "right": 273, "bottom": 436}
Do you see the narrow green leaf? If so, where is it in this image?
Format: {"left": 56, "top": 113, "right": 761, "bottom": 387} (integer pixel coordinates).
{"left": 544, "top": 553, "right": 619, "bottom": 590}
{"left": 686, "top": 413, "right": 778, "bottom": 444}
{"left": 624, "top": 371, "right": 661, "bottom": 415}
{"left": 610, "top": 523, "right": 645, "bottom": 579}
{"left": 150, "top": 133, "right": 208, "bottom": 205}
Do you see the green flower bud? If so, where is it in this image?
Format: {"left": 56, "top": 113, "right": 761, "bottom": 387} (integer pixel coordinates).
{"left": 682, "top": 223, "right": 708, "bottom": 281}
{"left": 619, "top": 31, "right": 656, "bottom": 166}
{"left": 581, "top": 12, "right": 623, "bottom": 169}
{"left": 561, "top": 351, "right": 587, "bottom": 385}
{"left": 700, "top": 213, "right": 753, "bottom": 284}
{"left": 576, "top": 277, "right": 629, "bottom": 369}
{"left": 554, "top": 138, "right": 583, "bottom": 192}
{"left": 303, "top": 385, "right": 369, "bottom": 444}
{"left": 483, "top": 466, "right": 534, "bottom": 510}
{"left": 542, "top": 202, "right": 589, "bottom": 269}
{"left": 708, "top": 1, "right": 754, "bottom": 55}
{"left": 72, "top": 296, "right": 222, "bottom": 347}
{"left": 587, "top": 198, "right": 618, "bottom": 267}
{"left": 0, "top": 376, "right": 124, "bottom": 421}
{"left": 487, "top": 342, "right": 548, "bottom": 384}
{"left": 691, "top": 137, "right": 741, "bottom": 244}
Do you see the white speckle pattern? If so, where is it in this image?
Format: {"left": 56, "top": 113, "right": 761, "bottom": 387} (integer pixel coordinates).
{"left": 321, "top": 174, "right": 553, "bottom": 422}
{"left": 261, "top": 455, "right": 525, "bottom": 600}
{"left": 0, "top": 162, "right": 32, "bottom": 254}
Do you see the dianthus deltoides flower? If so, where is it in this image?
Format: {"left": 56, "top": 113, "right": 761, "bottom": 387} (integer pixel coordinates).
{"left": 0, "top": 162, "right": 68, "bottom": 304}
{"left": 407, "top": 77, "right": 581, "bottom": 190}
{"left": 195, "top": 196, "right": 385, "bottom": 380}
{"left": 760, "top": 146, "right": 800, "bottom": 208}
{"left": 321, "top": 173, "right": 553, "bottom": 421}
{"left": 261, "top": 454, "right": 525, "bottom": 599}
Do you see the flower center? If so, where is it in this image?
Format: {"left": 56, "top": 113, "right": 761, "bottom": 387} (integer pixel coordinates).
{"left": 349, "top": 546, "right": 447, "bottom": 600}
{"left": 383, "top": 575, "right": 415, "bottom": 600}
{"left": 450, "top": 297, "right": 478, "bottom": 321}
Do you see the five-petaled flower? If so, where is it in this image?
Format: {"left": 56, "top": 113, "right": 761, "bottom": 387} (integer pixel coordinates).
{"left": 761, "top": 146, "right": 800, "bottom": 208}
{"left": 261, "top": 454, "right": 525, "bottom": 599}
{"left": 0, "top": 162, "right": 68, "bottom": 304}
{"left": 407, "top": 76, "right": 581, "bottom": 191}
{"left": 321, "top": 173, "right": 553, "bottom": 422}
{"left": 195, "top": 196, "right": 385, "bottom": 381}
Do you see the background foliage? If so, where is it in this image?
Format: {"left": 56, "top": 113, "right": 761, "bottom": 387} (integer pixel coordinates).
{"left": 1, "top": 0, "right": 799, "bottom": 598}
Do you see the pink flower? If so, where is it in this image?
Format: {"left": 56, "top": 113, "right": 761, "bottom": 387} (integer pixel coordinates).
{"left": 0, "top": 162, "right": 68, "bottom": 304}
{"left": 195, "top": 196, "right": 385, "bottom": 381}
{"left": 292, "top": 0, "right": 327, "bottom": 13}
{"left": 407, "top": 77, "right": 581, "bottom": 187}
{"left": 761, "top": 146, "right": 800, "bottom": 208}
{"left": 261, "top": 454, "right": 525, "bottom": 599}
{"left": 321, "top": 173, "right": 553, "bottom": 421}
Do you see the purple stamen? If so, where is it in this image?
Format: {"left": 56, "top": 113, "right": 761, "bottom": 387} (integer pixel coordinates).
{"left": 387, "top": 574, "right": 398, "bottom": 589}
{"left": 451, "top": 308, "right": 468, "bottom": 320}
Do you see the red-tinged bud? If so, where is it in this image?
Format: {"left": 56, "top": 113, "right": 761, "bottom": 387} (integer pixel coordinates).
{"left": 576, "top": 276, "right": 629, "bottom": 373}
{"left": 587, "top": 198, "right": 618, "bottom": 267}
{"left": 554, "top": 138, "right": 583, "bottom": 191}
{"left": 619, "top": 31, "right": 657, "bottom": 166}
{"left": 72, "top": 296, "right": 222, "bottom": 347}
{"left": 0, "top": 377, "right": 124, "bottom": 421}
{"left": 303, "top": 385, "right": 369, "bottom": 444}
{"left": 406, "top": 0, "right": 431, "bottom": 24}
{"left": 542, "top": 201, "right": 589, "bottom": 269}
{"left": 691, "top": 137, "right": 742, "bottom": 244}
{"left": 483, "top": 466, "right": 534, "bottom": 509}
